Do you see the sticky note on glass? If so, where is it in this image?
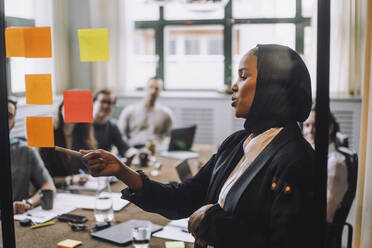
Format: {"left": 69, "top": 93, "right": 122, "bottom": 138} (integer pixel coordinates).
{"left": 57, "top": 239, "right": 82, "bottom": 248}
{"left": 26, "top": 117, "right": 54, "bottom": 147}
{"left": 5, "top": 27, "right": 26, "bottom": 57}
{"left": 5, "top": 27, "right": 52, "bottom": 58}
{"left": 24, "top": 27, "right": 52, "bottom": 58}
{"left": 78, "top": 28, "right": 109, "bottom": 61}
{"left": 63, "top": 91, "right": 93, "bottom": 123}
{"left": 165, "top": 241, "right": 185, "bottom": 248}
{"left": 25, "top": 74, "right": 53, "bottom": 105}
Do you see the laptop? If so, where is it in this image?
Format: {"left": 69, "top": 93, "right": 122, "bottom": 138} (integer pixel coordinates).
{"left": 168, "top": 125, "right": 197, "bottom": 151}
{"left": 159, "top": 125, "right": 199, "bottom": 160}
{"left": 91, "top": 219, "right": 163, "bottom": 246}
{"left": 175, "top": 159, "right": 193, "bottom": 181}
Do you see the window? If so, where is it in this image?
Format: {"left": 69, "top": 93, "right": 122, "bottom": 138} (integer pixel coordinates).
{"left": 232, "top": 24, "right": 296, "bottom": 83}
{"left": 169, "top": 39, "right": 177, "bottom": 55}
{"left": 185, "top": 39, "right": 200, "bottom": 55}
{"left": 165, "top": 26, "right": 224, "bottom": 90}
{"left": 5, "top": 0, "right": 35, "bottom": 19}
{"left": 208, "top": 38, "right": 223, "bottom": 55}
{"left": 164, "top": 2, "right": 224, "bottom": 20}
{"left": 232, "top": 0, "right": 296, "bottom": 18}
{"left": 127, "top": 29, "right": 157, "bottom": 91}
{"left": 131, "top": 0, "right": 313, "bottom": 90}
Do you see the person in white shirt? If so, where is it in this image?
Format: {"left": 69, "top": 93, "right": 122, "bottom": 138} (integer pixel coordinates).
{"left": 302, "top": 107, "right": 348, "bottom": 223}
{"left": 118, "top": 77, "right": 174, "bottom": 148}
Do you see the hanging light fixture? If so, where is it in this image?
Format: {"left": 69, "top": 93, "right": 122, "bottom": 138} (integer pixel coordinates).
{"left": 178, "top": 0, "right": 229, "bottom": 12}
{"left": 143, "top": 0, "right": 175, "bottom": 6}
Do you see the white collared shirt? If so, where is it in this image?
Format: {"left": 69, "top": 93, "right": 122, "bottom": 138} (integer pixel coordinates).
{"left": 218, "top": 127, "right": 283, "bottom": 207}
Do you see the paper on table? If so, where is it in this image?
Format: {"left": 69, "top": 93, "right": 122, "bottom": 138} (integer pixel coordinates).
{"left": 78, "top": 28, "right": 109, "bottom": 61}
{"left": 14, "top": 204, "right": 75, "bottom": 224}
{"left": 26, "top": 116, "right": 54, "bottom": 147}
{"left": 153, "top": 218, "right": 194, "bottom": 243}
{"left": 67, "top": 176, "right": 105, "bottom": 191}
{"left": 165, "top": 241, "right": 186, "bottom": 248}
{"left": 68, "top": 176, "right": 118, "bottom": 191}
{"left": 168, "top": 218, "right": 189, "bottom": 229}
{"left": 63, "top": 91, "right": 93, "bottom": 123}
{"left": 159, "top": 151, "right": 199, "bottom": 160}
{"left": 153, "top": 226, "right": 195, "bottom": 243}
{"left": 25, "top": 74, "right": 53, "bottom": 105}
{"left": 56, "top": 192, "right": 129, "bottom": 212}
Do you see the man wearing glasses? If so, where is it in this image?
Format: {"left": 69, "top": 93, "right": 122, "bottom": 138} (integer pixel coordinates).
{"left": 8, "top": 99, "right": 56, "bottom": 214}
{"left": 93, "top": 89, "right": 132, "bottom": 157}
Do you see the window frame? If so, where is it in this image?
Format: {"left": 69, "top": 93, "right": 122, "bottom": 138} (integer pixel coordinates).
{"left": 134, "top": 0, "right": 311, "bottom": 90}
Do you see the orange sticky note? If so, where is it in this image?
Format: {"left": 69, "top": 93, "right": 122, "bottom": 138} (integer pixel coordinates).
{"left": 5, "top": 27, "right": 26, "bottom": 57}
{"left": 57, "top": 239, "right": 82, "bottom": 248}
{"left": 26, "top": 117, "right": 54, "bottom": 147}
{"left": 63, "top": 91, "right": 93, "bottom": 123}
{"left": 5, "top": 26, "right": 52, "bottom": 58}
{"left": 24, "top": 27, "right": 52, "bottom": 58}
{"left": 25, "top": 74, "right": 53, "bottom": 105}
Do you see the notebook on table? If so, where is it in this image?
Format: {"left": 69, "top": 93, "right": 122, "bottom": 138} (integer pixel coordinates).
{"left": 91, "top": 219, "right": 163, "bottom": 246}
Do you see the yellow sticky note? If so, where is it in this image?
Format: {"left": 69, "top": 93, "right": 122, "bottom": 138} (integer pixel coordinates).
{"left": 57, "top": 239, "right": 82, "bottom": 248}
{"left": 5, "top": 27, "right": 26, "bottom": 57}
{"left": 25, "top": 74, "right": 53, "bottom": 105}
{"left": 165, "top": 241, "right": 185, "bottom": 248}
{"left": 26, "top": 117, "right": 54, "bottom": 147}
{"left": 78, "top": 28, "right": 109, "bottom": 61}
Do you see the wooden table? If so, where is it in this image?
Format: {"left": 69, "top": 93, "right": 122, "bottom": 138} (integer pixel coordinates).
{"left": 0, "top": 145, "right": 216, "bottom": 248}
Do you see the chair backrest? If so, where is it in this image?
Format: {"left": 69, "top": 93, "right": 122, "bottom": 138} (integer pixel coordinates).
{"left": 336, "top": 132, "right": 349, "bottom": 149}
{"left": 332, "top": 146, "right": 358, "bottom": 226}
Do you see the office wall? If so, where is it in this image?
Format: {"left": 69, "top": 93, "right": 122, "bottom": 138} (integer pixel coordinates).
{"left": 11, "top": 94, "right": 362, "bottom": 153}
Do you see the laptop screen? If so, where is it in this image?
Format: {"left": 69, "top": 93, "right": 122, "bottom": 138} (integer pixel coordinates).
{"left": 168, "top": 125, "right": 197, "bottom": 151}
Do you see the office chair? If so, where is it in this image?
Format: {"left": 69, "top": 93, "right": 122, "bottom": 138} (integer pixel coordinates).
{"left": 336, "top": 132, "right": 349, "bottom": 148}
{"left": 327, "top": 146, "right": 358, "bottom": 248}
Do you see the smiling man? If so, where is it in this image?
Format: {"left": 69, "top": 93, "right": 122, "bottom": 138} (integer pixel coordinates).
{"left": 93, "top": 88, "right": 131, "bottom": 157}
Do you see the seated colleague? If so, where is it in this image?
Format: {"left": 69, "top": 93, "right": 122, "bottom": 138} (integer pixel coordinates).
{"left": 8, "top": 99, "right": 56, "bottom": 214}
{"left": 302, "top": 107, "right": 348, "bottom": 223}
{"left": 82, "top": 45, "right": 321, "bottom": 248}
{"left": 93, "top": 88, "right": 131, "bottom": 157}
{"left": 118, "top": 77, "right": 174, "bottom": 148}
{"left": 39, "top": 102, "right": 96, "bottom": 188}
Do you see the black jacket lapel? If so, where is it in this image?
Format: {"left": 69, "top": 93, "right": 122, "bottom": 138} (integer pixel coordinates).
{"left": 223, "top": 127, "right": 294, "bottom": 213}
{"left": 206, "top": 137, "right": 246, "bottom": 203}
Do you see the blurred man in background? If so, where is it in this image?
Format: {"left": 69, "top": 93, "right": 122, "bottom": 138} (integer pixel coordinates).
{"left": 118, "top": 77, "right": 174, "bottom": 149}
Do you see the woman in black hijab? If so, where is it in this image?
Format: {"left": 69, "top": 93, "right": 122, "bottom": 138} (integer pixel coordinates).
{"left": 81, "top": 44, "right": 320, "bottom": 248}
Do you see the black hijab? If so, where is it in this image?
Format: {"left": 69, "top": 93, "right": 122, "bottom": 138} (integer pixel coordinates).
{"left": 244, "top": 44, "right": 312, "bottom": 134}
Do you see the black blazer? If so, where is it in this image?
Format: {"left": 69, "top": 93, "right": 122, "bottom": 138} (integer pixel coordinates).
{"left": 122, "top": 123, "right": 320, "bottom": 248}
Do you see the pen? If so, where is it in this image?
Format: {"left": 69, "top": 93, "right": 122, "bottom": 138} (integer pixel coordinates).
{"left": 31, "top": 221, "right": 55, "bottom": 229}
{"left": 181, "top": 228, "right": 189, "bottom": 233}
{"left": 55, "top": 146, "right": 83, "bottom": 158}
